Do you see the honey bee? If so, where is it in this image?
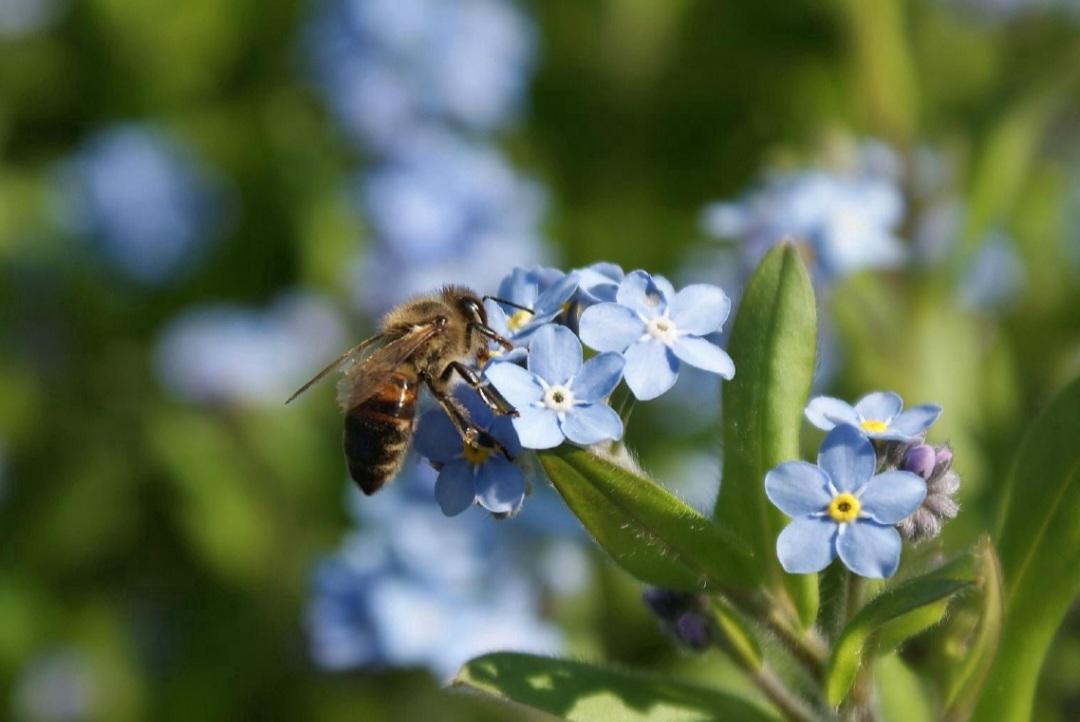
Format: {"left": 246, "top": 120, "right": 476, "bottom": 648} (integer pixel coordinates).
{"left": 286, "top": 286, "right": 517, "bottom": 495}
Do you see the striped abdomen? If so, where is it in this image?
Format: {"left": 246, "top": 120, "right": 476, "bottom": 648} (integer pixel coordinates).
{"left": 342, "top": 373, "right": 417, "bottom": 495}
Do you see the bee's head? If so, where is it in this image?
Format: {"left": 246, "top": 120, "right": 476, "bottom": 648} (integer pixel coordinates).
{"left": 449, "top": 287, "right": 488, "bottom": 327}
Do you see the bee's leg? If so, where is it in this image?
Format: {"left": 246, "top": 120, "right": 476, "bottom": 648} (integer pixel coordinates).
{"left": 468, "top": 322, "right": 513, "bottom": 352}
{"left": 441, "top": 361, "right": 518, "bottom": 418}
{"left": 424, "top": 375, "right": 514, "bottom": 461}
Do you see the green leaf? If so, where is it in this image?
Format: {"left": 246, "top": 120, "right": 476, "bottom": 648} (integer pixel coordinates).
{"left": 944, "top": 537, "right": 1003, "bottom": 721}
{"left": 538, "top": 446, "right": 754, "bottom": 592}
{"left": 970, "top": 375, "right": 1080, "bottom": 722}
{"left": 713, "top": 243, "right": 818, "bottom": 626}
{"left": 454, "top": 652, "right": 783, "bottom": 722}
{"left": 875, "top": 653, "right": 935, "bottom": 722}
{"left": 709, "top": 596, "right": 764, "bottom": 671}
{"left": 826, "top": 577, "right": 972, "bottom": 706}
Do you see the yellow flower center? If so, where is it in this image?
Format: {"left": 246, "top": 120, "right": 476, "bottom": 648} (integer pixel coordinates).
{"left": 507, "top": 309, "right": 534, "bottom": 332}
{"left": 463, "top": 443, "right": 493, "bottom": 465}
{"left": 860, "top": 419, "right": 888, "bottom": 434}
{"left": 828, "top": 493, "right": 861, "bottom": 523}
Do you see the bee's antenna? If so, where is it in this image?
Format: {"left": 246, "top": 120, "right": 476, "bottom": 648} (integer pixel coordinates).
{"left": 483, "top": 295, "right": 532, "bottom": 313}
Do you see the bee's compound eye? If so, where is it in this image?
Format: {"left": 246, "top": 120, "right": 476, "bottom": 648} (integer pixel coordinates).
{"left": 462, "top": 298, "right": 485, "bottom": 323}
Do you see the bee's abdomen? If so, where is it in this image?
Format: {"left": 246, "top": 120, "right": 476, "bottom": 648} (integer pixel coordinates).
{"left": 343, "top": 373, "right": 417, "bottom": 495}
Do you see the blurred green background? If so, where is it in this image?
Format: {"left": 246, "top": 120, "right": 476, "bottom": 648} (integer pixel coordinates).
{"left": 2, "top": 0, "right": 1080, "bottom": 720}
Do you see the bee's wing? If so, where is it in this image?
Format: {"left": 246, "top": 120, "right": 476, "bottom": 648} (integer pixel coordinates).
{"left": 336, "top": 322, "right": 443, "bottom": 410}
{"left": 284, "top": 334, "right": 389, "bottom": 405}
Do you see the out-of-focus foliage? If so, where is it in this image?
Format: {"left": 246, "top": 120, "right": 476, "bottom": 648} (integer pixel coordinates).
{"left": 2, "top": 0, "right": 1080, "bottom": 720}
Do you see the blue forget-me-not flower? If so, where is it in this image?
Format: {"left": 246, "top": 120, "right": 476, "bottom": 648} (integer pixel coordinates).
{"left": 765, "top": 425, "right": 927, "bottom": 578}
{"left": 805, "top": 391, "right": 942, "bottom": 442}
{"left": 488, "top": 267, "right": 578, "bottom": 344}
{"left": 303, "top": 0, "right": 535, "bottom": 150}
{"left": 58, "top": 124, "right": 226, "bottom": 284}
{"left": 484, "top": 325, "right": 625, "bottom": 449}
{"left": 307, "top": 469, "right": 561, "bottom": 677}
{"left": 578, "top": 270, "right": 735, "bottom": 401}
{"left": 414, "top": 386, "right": 526, "bottom": 516}
{"left": 701, "top": 166, "right": 906, "bottom": 282}
{"left": 353, "top": 130, "right": 547, "bottom": 313}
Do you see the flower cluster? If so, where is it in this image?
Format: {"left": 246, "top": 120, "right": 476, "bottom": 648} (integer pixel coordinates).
{"left": 409, "top": 264, "right": 736, "bottom": 517}
{"left": 55, "top": 124, "right": 228, "bottom": 285}
{"left": 301, "top": 0, "right": 547, "bottom": 317}
{"left": 153, "top": 292, "right": 345, "bottom": 406}
{"left": 307, "top": 468, "right": 568, "bottom": 677}
{"left": 700, "top": 163, "right": 907, "bottom": 282}
{"left": 765, "top": 391, "right": 957, "bottom": 578}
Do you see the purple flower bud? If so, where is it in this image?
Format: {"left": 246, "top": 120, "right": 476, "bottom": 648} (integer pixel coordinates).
{"left": 675, "top": 611, "right": 712, "bottom": 651}
{"left": 642, "top": 588, "right": 696, "bottom": 621}
{"left": 932, "top": 444, "right": 954, "bottom": 478}
{"left": 900, "top": 444, "right": 936, "bottom": 480}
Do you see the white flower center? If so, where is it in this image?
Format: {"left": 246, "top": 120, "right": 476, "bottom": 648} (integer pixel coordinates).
{"left": 542, "top": 384, "right": 575, "bottom": 412}
{"left": 645, "top": 316, "right": 679, "bottom": 344}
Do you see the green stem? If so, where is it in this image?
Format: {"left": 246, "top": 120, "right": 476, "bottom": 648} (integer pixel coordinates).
{"left": 752, "top": 665, "right": 828, "bottom": 722}
{"left": 838, "top": 573, "right": 879, "bottom": 722}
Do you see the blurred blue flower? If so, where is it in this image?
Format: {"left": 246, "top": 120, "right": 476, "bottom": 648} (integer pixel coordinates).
{"left": 11, "top": 648, "right": 95, "bottom": 722}
{"left": 765, "top": 425, "right": 926, "bottom": 578}
{"left": 308, "top": 468, "right": 562, "bottom": 677}
{"left": 484, "top": 325, "right": 624, "bottom": 449}
{"left": 805, "top": 391, "right": 942, "bottom": 442}
{"left": 58, "top": 125, "right": 227, "bottom": 284}
{"left": 414, "top": 386, "right": 525, "bottom": 516}
{"left": 353, "top": 131, "right": 547, "bottom": 312}
{"left": 0, "top": 0, "right": 66, "bottom": 37}
{"left": 304, "top": 0, "right": 535, "bottom": 149}
{"left": 154, "top": 291, "right": 345, "bottom": 406}
{"left": 957, "top": 231, "right": 1026, "bottom": 313}
{"left": 578, "top": 271, "right": 735, "bottom": 400}
{"left": 701, "top": 168, "right": 907, "bottom": 281}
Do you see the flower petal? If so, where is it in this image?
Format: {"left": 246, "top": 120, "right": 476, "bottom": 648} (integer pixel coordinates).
{"left": 497, "top": 267, "right": 539, "bottom": 307}
{"left": 836, "top": 521, "right": 902, "bottom": 578}
{"left": 561, "top": 403, "right": 624, "bottom": 445}
{"left": 671, "top": 336, "right": 735, "bottom": 379}
{"left": 854, "top": 391, "right": 903, "bottom": 423}
{"left": 616, "top": 270, "right": 667, "bottom": 319}
{"left": 817, "top": 425, "right": 877, "bottom": 493}
{"left": 487, "top": 415, "right": 522, "bottom": 458}
{"left": 888, "top": 404, "right": 943, "bottom": 437}
{"left": 483, "top": 361, "right": 542, "bottom": 408}
{"left": 765, "top": 461, "right": 833, "bottom": 517}
{"left": 669, "top": 284, "right": 731, "bottom": 336}
{"left": 532, "top": 272, "right": 579, "bottom": 316}
{"left": 434, "top": 462, "right": 476, "bottom": 516}
{"left": 527, "top": 325, "right": 582, "bottom": 386}
{"left": 776, "top": 516, "right": 837, "bottom": 574}
{"left": 621, "top": 340, "right": 678, "bottom": 400}
{"left": 858, "top": 470, "right": 927, "bottom": 524}
{"left": 571, "top": 352, "right": 625, "bottom": 403}
{"left": 804, "top": 396, "right": 860, "bottom": 430}
{"left": 578, "top": 303, "right": 646, "bottom": 352}
{"left": 474, "top": 457, "right": 526, "bottom": 514}
{"left": 511, "top": 407, "right": 565, "bottom": 449}
{"left": 414, "top": 406, "right": 465, "bottom": 464}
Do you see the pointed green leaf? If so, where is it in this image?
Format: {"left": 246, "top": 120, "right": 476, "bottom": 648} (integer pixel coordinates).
{"left": 826, "top": 577, "right": 972, "bottom": 706}
{"left": 876, "top": 653, "right": 935, "bottom": 722}
{"left": 454, "top": 652, "right": 783, "bottom": 722}
{"left": 709, "top": 596, "right": 764, "bottom": 671}
{"left": 538, "top": 446, "right": 754, "bottom": 592}
{"left": 714, "top": 243, "right": 818, "bottom": 626}
{"left": 945, "top": 537, "right": 1003, "bottom": 721}
{"left": 970, "top": 375, "right": 1080, "bottom": 722}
